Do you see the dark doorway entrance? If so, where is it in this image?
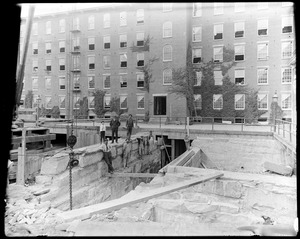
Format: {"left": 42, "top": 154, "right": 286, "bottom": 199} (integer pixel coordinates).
{"left": 154, "top": 96, "right": 166, "bottom": 115}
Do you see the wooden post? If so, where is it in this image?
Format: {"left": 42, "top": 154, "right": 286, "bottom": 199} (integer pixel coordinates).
{"left": 171, "top": 139, "right": 175, "bottom": 161}
{"left": 187, "top": 116, "right": 190, "bottom": 136}
{"left": 17, "top": 128, "right": 26, "bottom": 185}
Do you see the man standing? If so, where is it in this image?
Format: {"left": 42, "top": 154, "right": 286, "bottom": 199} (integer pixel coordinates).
{"left": 101, "top": 138, "right": 114, "bottom": 173}
{"left": 99, "top": 121, "right": 106, "bottom": 144}
{"left": 110, "top": 115, "right": 121, "bottom": 144}
{"left": 126, "top": 114, "right": 134, "bottom": 140}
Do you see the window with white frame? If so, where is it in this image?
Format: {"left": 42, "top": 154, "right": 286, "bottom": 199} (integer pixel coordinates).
{"left": 45, "top": 76, "right": 51, "bottom": 90}
{"left": 234, "top": 22, "right": 244, "bottom": 38}
{"left": 73, "top": 17, "right": 80, "bottom": 30}
{"left": 257, "top": 19, "right": 268, "bottom": 36}
{"left": 120, "top": 53, "right": 127, "bottom": 67}
{"left": 103, "top": 95, "right": 110, "bottom": 109}
{"left": 73, "top": 55, "right": 80, "bottom": 70}
{"left": 88, "top": 96, "right": 95, "bottom": 109}
{"left": 45, "top": 42, "right": 51, "bottom": 54}
{"left": 103, "top": 35, "right": 110, "bottom": 49}
{"left": 235, "top": 69, "right": 245, "bottom": 85}
{"left": 235, "top": 94, "right": 245, "bottom": 110}
{"left": 120, "top": 95, "right": 127, "bottom": 109}
{"left": 281, "top": 67, "right": 292, "bottom": 83}
{"left": 163, "top": 45, "right": 172, "bottom": 61}
{"left": 234, "top": 44, "right": 245, "bottom": 61}
{"left": 45, "top": 59, "right": 51, "bottom": 71}
{"left": 120, "top": 74, "right": 127, "bottom": 88}
{"left": 59, "top": 76, "right": 66, "bottom": 90}
{"left": 194, "top": 94, "right": 202, "bottom": 109}
{"left": 137, "top": 53, "right": 144, "bottom": 67}
{"left": 214, "top": 24, "right": 223, "bottom": 40}
{"left": 257, "top": 67, "right": 268, "bottom": 84}
{"left": 282, "top": 16, "right": 293, "bottom": 33}
{"left": 213, "top": 94, "right": 223, "bottom": 110}
{"left": 72, "top": 37, "right": 80, "bottom": 51}
{"left": 74, "top": 95, "right": 80, "bottom": 109}
{"left": 32, "top": 77, "right": 38, "bottom": 90}
{"left": 73, "top": 74, "right": 80, "bottom": 90}
{"left": 257, "top": 42, "right": 268, "bottom": 60}
{"left": 103, "top": 75, "right": 110, "bottom": 89}
{"left": 192, "top": 26, "right": 202, "bottom": 42}
{"left": 88, "top": 37, "right": 95, "bottom": 50}
{"left": 257, "top": 2, "right": 268, "bottom": 9}
{"left": 88, "top": 56, "right": 95, "bottom": 70}
{"left": 59, "top": 95, "right": 66, "bottom": 109}
{"left": 59, "top": 19, "right": 65, "bottom": 33}
{"left": 88, "top": 75, "right": 95, "bottom": 89}
{"left": 120, "top": 11, "right": 127, "bottom": 26}
{"left": 163, "top": 21, "right": 172, "bottom": 38}
{"left": 59, "top": 58, "right": 65, "bottom": 71}
{"left": 45, "top": 96, "right": 52, "bottom": 109}
{"left": 59, "top": 40, "right": 65, "bottom": 53}
{"left": 103, "top": 55, "right": 111, "bottom": 69}
{"left": 281, "top": 93, "right": 291, "bottom": 109}
{"left": 120, "top": 34, "right": 127, "bottom": 48}
{"left": 234, "top": 3, "right": 245, "bottom": 12}
{"left": 163, "top": 3, "right": 172, "bottom": 12}
{"left": 257, "top": 93, "right": 268, "bottom": 109}
{"left": 88, "top": 15, "right": 95, "bottom": 30}
{"left": 32, "top": 22, "right": 38, "bottom": 35}
{"left": 103, "top": 13, "right": 110, "bottom": 28}
{"left": 137, "top": 9, "right": 144, "bottom": 24}
{"left": 163, "top": 69, "right": 172, "bottom": 85}
{"left": 33, "top": 42, "right": 38, "bottom": 55}
{"left": 136, "top": 32, "right": 145, "bottom": 46}
{"left": 213, "top": 46, "right": 223, "bottom": 62}
{"left": 33, "top": 60, "right": 39, "bottom": 73}
{"left": 137, "top": 73, "right": 144, "bottom": 88}
{"left": 281, "top": 41, "right": 292, "bottom": 59}
{"left": 137, "top": 94, "right": 145, "bottom": 109}
{"left": 214, "top": 70, "right": 223, "bottom": 85}
{"left": 195, "top": 71, "right": 202, "bottom": 86}
{"left": 214, "top": 3, "right": 223, "bottom": 15}
{"left": 46, "top": 21, "right": 51, "bottom": 34}
{"left": 193, "top": 3, "right": 202, "bottom": 17}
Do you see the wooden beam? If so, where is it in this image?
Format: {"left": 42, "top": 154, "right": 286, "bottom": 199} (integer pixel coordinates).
{"left": 11, "top": 134, "right": 56, "bottom": 144}
{"left": 106, "top": 173, "right": 158, "bottom": 178}
{"left": 16, "top": 128, "right": 26, "bottom": 185}
{"left": 58, "top": 172, "right": 223, "bottom": 222}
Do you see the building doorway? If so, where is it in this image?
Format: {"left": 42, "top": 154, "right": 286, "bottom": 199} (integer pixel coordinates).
{"left": 154, "top": 96, "right": 166, "bottom": 115}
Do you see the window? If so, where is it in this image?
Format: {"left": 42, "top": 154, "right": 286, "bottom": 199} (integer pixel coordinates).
{"left": 103, "top": 75, "right": 110, "bottom": 89}
{"left": 45, "top": 76, "right": 51, "bottom": 90}
{"left": 137, "top": 53, "right": 144, "bottom": 67}
{"left": 88, "top": 75, "right": 95, "bottom": 89}
{"left": 194, "top": 94, "right": 202, "bottom": 109}
{"left": 282, "top": 67, "right": 292, "bottom": 83}
{"left": 74, "top": 96, "right": 80, "bottom": 109}
{"left": 32, "top": 23, "right": 38, "bottom": 35}
{"left": 88, "top": 56, "right": 95, "bottom": 70}
{"left": 281, "top": 41, "right": 292, "bottom": 59}
{"left": 257, "top": 19, "right": 268, "bottom": 36}
{"left": 88, "top": 96, "right": 95, "bottom": 109}
{"left": 104, "top": 95, "right": 111, "bottom": 109}
{"left": 120, "top": 53, "right": 127, "bottom": 67}
{"left": 45, "top": 96, "right": 52, "bottom": 109}
{"left": 59, "top": 76, "right": 66, "bottom": 90}
{"left": 73, "top": 17, "right": 80, "bottom": 30}
{"left": 163, "top": 69, "right": 172, "bottom": 85}
{"left": 46, "top": 21, "right": 51, "bottom": 34}
{"left": 163, "top": 45, "right": 172, "bottom": 61}
{"left": 213, "top": 94, "right": 223, "bottom": 110}
{"left": 137, "top": 73, "right": 144, "bottom": 88}
{"left": 88, "top": 15, "right": 95, "bottom": 30}
{"left": 257, "top": 2, "right": 268, "bottom": 9}
{"left": 214, "top": 3, "right": 223, "bottom": 15}
{"left": 163, "top": 22, "right": 172, "bottom": 38}
{"left": 214, "top": 24, "right": 223, "bottom": 40}
{"left": 59, "top": 58, "right": 65, "bottom": 71}
{"left": 213, "top": 46, "right": 223, "bottom": 62}
{"left": 194, "top": 71, "right": 202, "bottom": 86}
{"left": 163, "top": 3, "right": 172, "bottom": 12}
{"left": 281, "top": 93, "right": 291, "bottom": 109}
{"left": 45, "top": 59, "right": 51, "bottom": 71}
{"left": 193, "top": 3, "right": 202, "bottom": 17}
{"left": 234, "top": 3, "right": 245, "bottom": 12}
{"left": 88, "top": 37, "right": 95, "bottom": 50}
{"left": 72, "top": 37, "right": 80, "bottom": 52}
{"left": 137, "top": 94, "right": 145, "bottom": 109}
{"left": 214, "top": 70, "right": 223, "bottom": 85}
{"left": 33, "top": 42, "right": 38, "bottom": 55}
{"left": 257, "top": 67, "right": 268, "bottom": 84}
{"left": 73, "top": 74, "right": 80, "bottom": 90}
{"left": 235, "top": 94, "right": 245, "bottom": 110}
{"left": 282, "top": 16, "right": 293, "bottom": 33}
{"left": 103, "top": 55, "right": 111, "bottom": 69}
{"left": 45, "top": 42, "right": 51, "bottom": 54}
{"left": 257, "top": 42, "right": 268, "bottom": 60}
{"left": 73, "top": 55, "right": 80, "bottom": 70}
{"left": 120, "top": 11, "right": 127, "bottom": 26}
{"left": 192, "top": 48, "right": 202, "bottom": 64}
{"left": 59, "top": 40, "right": 65, "bottom": 53}
{"left": 120, "top": 34, "right": 127, "bottom": 48}
{"left": 257, "top": 93, "right": 268, "bottom": 109}
{"left": 120, "top": 95, "right": 127, "bottom": 109}
{"left": 103, "top": 36, "right": 110, "bottom": 49}
{"left": 136, "top": 32, "right": 145, "bottom": 46}
{"left": 235, "top": 69, "right": 245, "bottom": 85}
{"left": 59, "top": 19, "right": 65, "bottom": 33}
{"left": 103, "top": 13, "right": 110, "bottom": 28}
{"left": 137, "top": 9, "right": 144, "bottom": 24}
{"left": 59, "top": 96, "right": 65, "bottom": 109}
{"left": 120, "top": 74, "right": 127, "bottom": 88}
{"left": 234, "top": 44, "right": 245, "bottom": 61}
{"left": 234, "top": 22, "right": 244, "bottom": 38}
{"left": 32, "top": 77, "right": 38, "bottom": 90}
{"left": 192, "top": 26, "right": 202, "bottom": 42}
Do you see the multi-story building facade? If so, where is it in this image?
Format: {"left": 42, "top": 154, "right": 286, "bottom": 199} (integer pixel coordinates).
{"left": 19, "top": 2, "right": 295, "bottom": 123}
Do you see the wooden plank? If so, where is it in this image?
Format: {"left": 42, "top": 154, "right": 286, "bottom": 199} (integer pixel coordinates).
{"left": 17, "top": 128, "right": 26, "bottom": 185}
{"left": 11, "top": 134, "right": 56, "bottom": 144}
{"left": 106, "top": 173, "right": 158, "bottom": 178}
{"left": 58, "top": 172, "right": 223, "bottom": 222}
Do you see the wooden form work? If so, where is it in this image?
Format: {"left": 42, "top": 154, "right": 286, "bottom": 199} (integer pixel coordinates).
{"left": 106, "top": 172, "right": 158, "bottom": 178}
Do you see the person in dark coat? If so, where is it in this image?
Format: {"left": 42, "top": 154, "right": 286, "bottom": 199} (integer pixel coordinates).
{"left": 110, "top": 115, "right": 121, "bottom": 144}
{"left": 126, "top": 114, "right": 134, "bottom": 140}
{"left": 101, "top": 138, "right": 114, "bottom": 173}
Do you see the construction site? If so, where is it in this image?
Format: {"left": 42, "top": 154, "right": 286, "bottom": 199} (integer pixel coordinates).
{"left": 5, "top": 3, "right": 297, "bottom": 237}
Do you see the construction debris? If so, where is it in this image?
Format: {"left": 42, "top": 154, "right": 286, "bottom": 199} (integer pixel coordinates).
{"left": 263, "top": 161, "right": 293, "bottom": 176}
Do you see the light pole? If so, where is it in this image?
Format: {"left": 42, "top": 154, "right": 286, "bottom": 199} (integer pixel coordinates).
{"left": 272, "top": 90, "right": 278, "bottom": 131}
{"left": 36, "top": 95, "right": 41, "bottom": 126}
